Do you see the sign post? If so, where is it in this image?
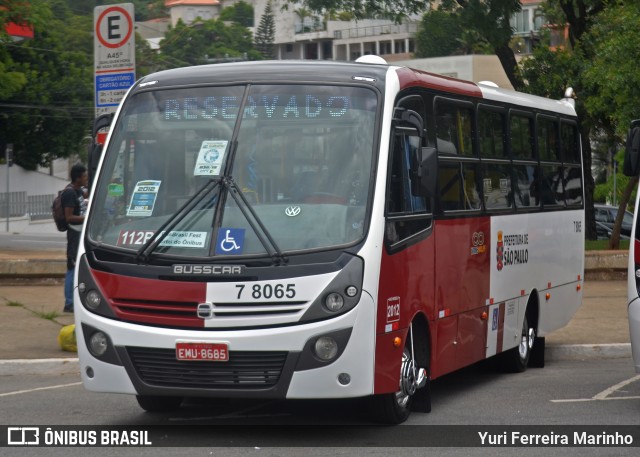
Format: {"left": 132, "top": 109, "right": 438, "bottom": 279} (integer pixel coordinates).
{"left": 5, "top": 144, "right": 12, "bottom": 232}
{"left": 94, "top": 3, "right": 135, "bottom": 118}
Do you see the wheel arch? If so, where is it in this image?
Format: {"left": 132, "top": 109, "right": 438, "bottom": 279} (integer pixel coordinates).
{"left": 526, "top": 288, "right": 540, "bottom": 334}
{"left": 408, "top": 310, "right": 431, "bottom": 373}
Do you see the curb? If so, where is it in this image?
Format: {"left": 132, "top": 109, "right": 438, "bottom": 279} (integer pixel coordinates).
{"left": 0, "top": 345, "right": 632, "bottom": 376}
{"left": 546, "top": 343, "right": 632, "bottom": 361}
{"left": 0, "top": 358, "right": 79, "bottom": 376}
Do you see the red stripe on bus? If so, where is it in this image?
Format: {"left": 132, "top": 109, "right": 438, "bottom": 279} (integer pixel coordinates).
{"left": 91, "top": 269, "right": 207, "bottom": 328}
{"left": 396, "top": 67, "right": 483, "bottom": 98}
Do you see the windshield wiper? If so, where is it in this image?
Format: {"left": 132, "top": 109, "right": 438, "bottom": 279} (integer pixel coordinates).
{"left": 221, "top": 176, "right": 287, "bottom": 265}
{"left": 135, "top": 178, "right": 220, "bottom": 264}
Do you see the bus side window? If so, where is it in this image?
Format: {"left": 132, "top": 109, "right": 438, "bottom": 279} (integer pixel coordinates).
{"left": 478, "top": 107, "right": 512, "bottom": 211}
{"left": 385, "top": 97, "right": 431, "bottom": 245}
{"left": 435, "top": 99, "right": 480, "bottom": 212}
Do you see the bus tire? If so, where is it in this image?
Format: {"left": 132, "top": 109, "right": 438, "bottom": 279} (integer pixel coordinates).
{"left": 529, "top": 336, "right": 545, "bottom": 368}
{"left": 370, "top": 337, "right": 427, "bottom": 424}
{"left": 136, "top": 395, "right": 183, "bottom": 413}
{"left": 370, "top": 346, "right": 413, "bottom": 424}
{"left": 501, "top": 314, "right": 535, "bottom": 373}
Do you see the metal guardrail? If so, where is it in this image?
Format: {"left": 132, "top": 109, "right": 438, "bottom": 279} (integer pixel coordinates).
{"left": 333, "top": 22, "right": 418, "bottom": 40}
{"left": 0, "top": 192, "right": 55, "bottom": 220}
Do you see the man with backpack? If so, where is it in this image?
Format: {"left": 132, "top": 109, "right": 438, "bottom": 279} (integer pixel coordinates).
{"left": 62, "top": 164, "right": 88, "bottom": 313}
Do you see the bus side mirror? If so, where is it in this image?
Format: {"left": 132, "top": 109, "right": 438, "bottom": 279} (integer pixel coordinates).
{"left": 88, "top": 113, "right": 113, "bottom": 189}
{"left": 393, "top": 107, "right": 425, "bottom": 137}
{"left": 88, "top": 144, "right": 103, "bottom": 190}
{"left": 416, "top": 146, "right": 437, "bottom": 198}
{"left": 623, "top": 121, "right": 640, "bottom": 177}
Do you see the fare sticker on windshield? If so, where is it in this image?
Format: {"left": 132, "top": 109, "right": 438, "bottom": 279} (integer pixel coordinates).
{"left": 127, "top": 180, "right": 161, "bottom": 217}
{"left": 194, "top": 140, "right": 228, "bottom": 176}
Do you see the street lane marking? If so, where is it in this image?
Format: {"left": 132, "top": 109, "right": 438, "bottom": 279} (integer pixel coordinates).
{"left": 0, "top": 382, "right": 82, "bottom": 397}
{"left": 551, "top": 374, "right": 640, "bottom": 403}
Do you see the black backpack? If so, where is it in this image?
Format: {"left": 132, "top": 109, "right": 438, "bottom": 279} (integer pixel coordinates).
{"left": 52, "top": 185, "right": 72, "bottom": 232}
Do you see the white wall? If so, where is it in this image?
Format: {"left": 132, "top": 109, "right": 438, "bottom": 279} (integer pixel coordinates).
{"left": 0, "top": 163, "right": 67, "bottom": 197}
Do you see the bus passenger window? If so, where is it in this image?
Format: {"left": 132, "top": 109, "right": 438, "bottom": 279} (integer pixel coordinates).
{"left": 478, "top": 110, "right": 507, "bottom": 159}
{"left": 482, "top": 164, "right": 512, "bottom": 210}
{"left": 510, "top": 115, "right": 535, "bottom": 160}
{"left": 438, "top": 162, "right": 481, "bottom": 211}
{"left": 539, "top": 165, "right": 565, "bottom": 206}
{"left": 435, "top": 104, "right": 474, "bottom": 157}
{"left": 513, "top": 165, "right": 537, "bottom": 209}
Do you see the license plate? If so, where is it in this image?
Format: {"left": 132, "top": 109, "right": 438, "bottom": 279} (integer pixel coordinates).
{"left": 176, "top": 342, "right": 228, "bottom": 362}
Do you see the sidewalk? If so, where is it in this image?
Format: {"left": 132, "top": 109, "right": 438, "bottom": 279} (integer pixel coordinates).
{"left": 0, "top": 278, "right": 632, "bottom": 375}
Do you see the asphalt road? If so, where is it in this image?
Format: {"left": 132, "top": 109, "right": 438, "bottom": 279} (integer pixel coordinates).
{"left": 1, "top": 357, "right": 639, "bottom": 456}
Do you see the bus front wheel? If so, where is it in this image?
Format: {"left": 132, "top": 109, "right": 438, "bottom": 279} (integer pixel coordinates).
{"left": 136, "top": 395, "right": 183, "bottom": 413}
{"left": 371, "top": 345, "right": 427, "bottom": 424}
{"left": 501, "top": 314, "right": 535, "bottom": 372}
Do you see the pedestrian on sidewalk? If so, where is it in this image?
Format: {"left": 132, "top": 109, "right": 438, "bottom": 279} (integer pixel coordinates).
{"left": 62, "top": 163, "right": 88, "bottom": 312}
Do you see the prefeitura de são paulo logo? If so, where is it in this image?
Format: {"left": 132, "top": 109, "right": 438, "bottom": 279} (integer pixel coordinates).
{"left": 496, "top": 230, "right": 504, "bottom": 271}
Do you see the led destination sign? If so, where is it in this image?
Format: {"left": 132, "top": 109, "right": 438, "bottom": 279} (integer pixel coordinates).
{"left": 163, "top": 94, "right": 354, "bottom": 121}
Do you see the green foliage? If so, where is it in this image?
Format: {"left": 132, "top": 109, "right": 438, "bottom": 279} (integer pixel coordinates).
{"left": 520, "top": 46, "right": 580, "bottom": 99}
{"left": 1, "top": 0, "right": 93, "bottom": 170}
{"left": 255, "top": 1, "right": 275, "bottom": 59}
{"left": 594, "top": 150, "right": 637, "bottom": 210}
{"left": 160, "top": 18, "right": 261, "bottom": 66}
{"left": 581, "top": 2, "right": 640, "bottom": 139}
{"left": 585, "top": 239, "right": 629, "bottom": 251}
{"left": 414, "top": 1, "right": 524, "bottom": 89}
{"left": 290, "top": 0, "right": 429, "bottom": 21}
{"left": 220, "top": 1, "right": 254, "bottom": 27}
{"left": 415, "top": 9, "right": 462, "bottom": 58}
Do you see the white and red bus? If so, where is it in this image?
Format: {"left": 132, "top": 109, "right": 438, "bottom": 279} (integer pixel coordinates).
{"left": 77, "top": 57, "right": 584, "bottom": 423}
{"left": 623, "top": 120, "right": 640, "bottom": 374}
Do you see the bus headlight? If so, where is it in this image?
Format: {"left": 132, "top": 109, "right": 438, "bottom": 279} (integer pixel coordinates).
{"left": 89, "top": 331, "right": 109, "bottom": 357}
{"left": 314, "top": 336, "right": 338, "bottom": 361}
{"left": 324, "top": 293, "right": 344, "bottom": 312}
{"left": 86, "top": 290, "right": 102, "bottom": 310}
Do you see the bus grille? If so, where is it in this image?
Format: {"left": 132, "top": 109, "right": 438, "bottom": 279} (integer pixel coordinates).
{"left": 111, "top": 299, "right": 309, "bottom": 328}
{"left": 126, "top": 347, "right": 287, "bottom": 388}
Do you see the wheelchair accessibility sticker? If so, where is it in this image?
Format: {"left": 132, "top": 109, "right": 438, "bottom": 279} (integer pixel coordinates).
{"left": 215, "top": 228, "right": 245, "bottom": 255}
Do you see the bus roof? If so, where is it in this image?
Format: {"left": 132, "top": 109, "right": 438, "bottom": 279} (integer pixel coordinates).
{"left": 135, "top": 60, "right": 389, "bottom": 91}
{"left": 134, "top": 60, "right": 577, "bottom": 118}
{"left": 394, "top": 65, "right": 577, "bottom": 117}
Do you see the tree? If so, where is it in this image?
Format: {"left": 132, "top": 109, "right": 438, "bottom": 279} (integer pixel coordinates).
{"left": 438, "top": 0, "right": 524, "bottom": 90}
{"left": 220, "top": 1, "right": 254, "bottom": 27}
{"left": 1, "top": 0, "right": 93, "bottom": 169}
{"left": 415, "top": 9, "right": 462, "bottom": 58}
{"left": 579, "top": 2, "right": 640, "bottom": 247}
{"left": 160, "top": 18, "right": 261, "bottom": 67}
{"left": 518, "top": 1, "right": 613, "bottom": 242}
{"left": 255, "top": 1, "right": 276, "bottom": 59}
{"left": 299, "top": 1, "right": 525, "bottom": 89}
{"left": 294, "top": 0, "right": 429, "bottom": 21}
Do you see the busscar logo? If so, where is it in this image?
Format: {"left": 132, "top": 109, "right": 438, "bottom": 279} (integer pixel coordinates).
{"left": 173, "top": 265, "right": 244, "bottom": 275}
{"left": 8, "top": 427, "right": 39, "bottom": 445}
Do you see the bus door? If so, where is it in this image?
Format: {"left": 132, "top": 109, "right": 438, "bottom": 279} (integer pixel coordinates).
{"left": 432, "top": 98, "right": 491, "bottom": 375}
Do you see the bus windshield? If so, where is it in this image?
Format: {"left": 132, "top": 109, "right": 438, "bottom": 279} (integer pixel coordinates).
{"left": 87, "top": 84, "right": 378, "bottom": 258}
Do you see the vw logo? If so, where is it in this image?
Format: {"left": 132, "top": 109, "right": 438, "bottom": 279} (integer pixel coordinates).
{"left": 197, "top": 302, "right": 214, "bottom": 319}
{"left": 285, "top": 206, "right": 301, "bottom": 217}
